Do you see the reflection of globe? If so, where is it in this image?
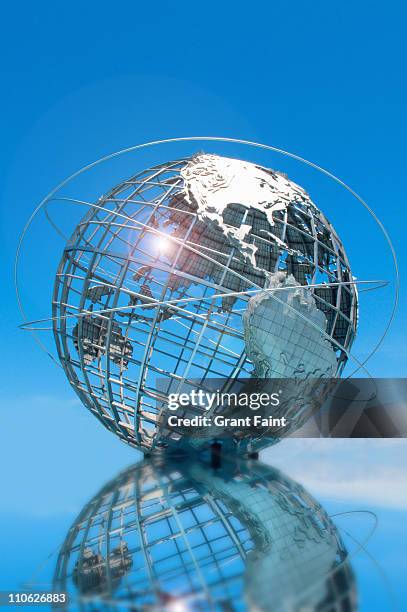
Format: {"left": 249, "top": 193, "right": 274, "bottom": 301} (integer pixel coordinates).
{"left": 53, "top": 457, "right": 357, "bottom": 610}
{"left": 53, "top": 154, "right": 357, "bottom": 452}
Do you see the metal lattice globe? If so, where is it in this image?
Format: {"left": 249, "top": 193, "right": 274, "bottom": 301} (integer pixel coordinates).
{"left": 53, "top": 458, "right": 357, "bottom": 610}
{"left": 53, "top": 153, "right": 357, "bottom": 452}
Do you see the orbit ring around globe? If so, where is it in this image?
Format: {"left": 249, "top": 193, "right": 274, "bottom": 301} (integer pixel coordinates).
{"left": 15, "top": 137, "right": 399, "bottom": 382}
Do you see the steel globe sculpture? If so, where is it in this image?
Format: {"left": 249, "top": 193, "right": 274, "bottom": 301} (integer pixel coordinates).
{"left": 53, "top": 457, "right": 357, "bottom": 610}
{"left": 52, "top": 153, "right": 358, "bottom": 452}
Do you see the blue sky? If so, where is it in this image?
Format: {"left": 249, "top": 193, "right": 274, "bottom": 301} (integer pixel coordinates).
{"left": 1, "top": 1, "right": 406, "bottom": 609}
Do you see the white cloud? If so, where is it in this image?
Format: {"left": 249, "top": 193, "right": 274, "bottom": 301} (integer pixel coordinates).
{"left": 261, "top": 439, "right": 407, "bottom": 509}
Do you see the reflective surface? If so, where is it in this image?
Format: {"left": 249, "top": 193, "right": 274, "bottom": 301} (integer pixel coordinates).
{"left": 53, "top": 457, "right": 356, "bottom": 611}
